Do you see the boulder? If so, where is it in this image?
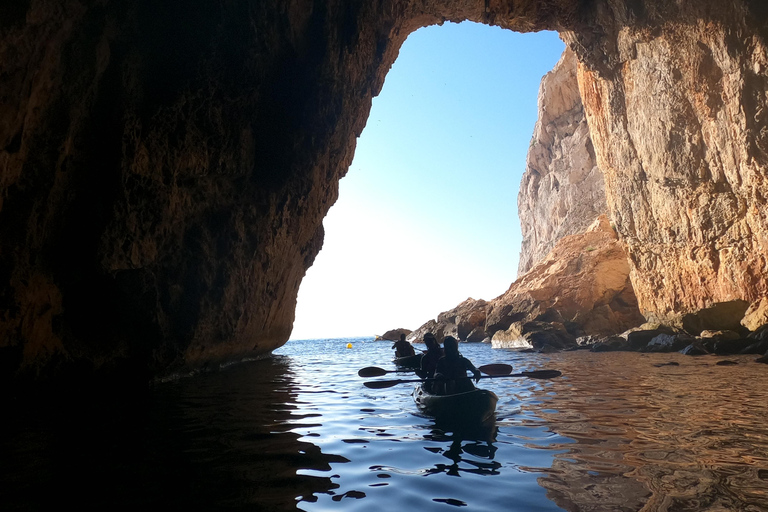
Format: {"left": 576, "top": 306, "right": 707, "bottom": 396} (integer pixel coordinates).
{"left": 627, "top": 330, "right": 669, "bottom": 351}
{"left": 378, "top": 328, "right": 412, "bottom": 342}
{"left": 590, "top": 336, "right": 631, "bottom": 352}
{"left": 680, "top": 300, "right": 750, "bottom": 335}
{"left": 486, "top": 216, "right": 645, "bottom": 340}
{"left": 411, "top": 298, "right": 487, "bottom": 344}
{"left": 680, "top": 341, "right": 711, "bottom": 356}
{"left": 742, "top": 298, "right": 768, "bottom": 332}
{"left": 642, "top": 333, "right": 693, "bottom": 353}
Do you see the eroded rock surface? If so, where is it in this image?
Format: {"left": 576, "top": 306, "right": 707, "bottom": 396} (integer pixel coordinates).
{"left": 572, "top": 1, "right": 768, "bottom": 325}
{"left": 2, "top": 0, "right": 768, "bottom": 388}
{"left": 410, "top": 298, "right": 488, "bottom": 344}
{"left": 518, "top": 47, "right": 607, "bottom": 275}
{"left": 487, "top": 215, "right": 645, "bottom": 346}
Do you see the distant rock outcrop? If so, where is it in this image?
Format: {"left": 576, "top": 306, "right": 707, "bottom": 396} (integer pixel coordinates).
{"left": 377, "top": 328, "right": 412, "bottom": 341}
{"left": 487, "top": 215, "right": 645, "bottom": 348}
{"left": 518, "top": 47, "right": 607, "bottom": 275}
{"left": 410, "top": 298, "right": 488, "bottom": 343}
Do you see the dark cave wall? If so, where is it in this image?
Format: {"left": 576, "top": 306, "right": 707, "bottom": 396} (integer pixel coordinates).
{"left": 1, "top": 0, "right": 766, "bottom": 387}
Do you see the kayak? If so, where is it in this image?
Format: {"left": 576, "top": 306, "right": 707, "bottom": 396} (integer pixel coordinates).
{"left": 393, "top": 353, "right": 423, "bottom": 369}
{"left": 412, "top": 384, "right": 498, "bottom": 423}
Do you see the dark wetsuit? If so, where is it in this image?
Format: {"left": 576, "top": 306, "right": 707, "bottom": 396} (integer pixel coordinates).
{"left": 433, "top": 354, "right": 480, "bottom": 395}
{"left": 416, "top": 346, "right": 444, "bottom": 391}
{"left": 393, "top": 340, "right": 416, "bottom": 357}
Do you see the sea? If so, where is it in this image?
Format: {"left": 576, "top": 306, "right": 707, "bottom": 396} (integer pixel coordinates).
{"left": 2, "top": 337, "right": 768, "bottom": 511}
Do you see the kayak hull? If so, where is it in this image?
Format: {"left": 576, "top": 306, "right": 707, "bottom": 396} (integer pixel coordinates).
{"left": 413, "top": 385, "right": 498, "bottom": 423}
{"left": 393, "top": 354, "right": 422, "bottom": 369}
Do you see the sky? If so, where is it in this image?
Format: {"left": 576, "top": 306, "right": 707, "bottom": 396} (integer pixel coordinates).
{"left": 290, "top": 22, "right": 565, "bottom": 340}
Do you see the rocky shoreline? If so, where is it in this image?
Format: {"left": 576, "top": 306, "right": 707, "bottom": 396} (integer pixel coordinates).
{"left": 394, "top": 44, "right": 768, "bottom": 365}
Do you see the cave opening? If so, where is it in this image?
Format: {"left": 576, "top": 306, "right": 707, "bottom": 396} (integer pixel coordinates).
{"left": 290, "top": 22, "right": 564, "bottom": 340}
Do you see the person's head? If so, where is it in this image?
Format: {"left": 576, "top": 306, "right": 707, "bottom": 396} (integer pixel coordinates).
{"left": 443, "top": 336, "right": 459, "bottom": 356}
{"left": 424, "top": 332, "right": 436, "bottom": 349}
{"left": 399, "top": 333, "right": 406, "bottom": 341}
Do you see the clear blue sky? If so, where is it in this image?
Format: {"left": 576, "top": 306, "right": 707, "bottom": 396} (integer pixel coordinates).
{"left": 290, "top": 22, "right": 565, "bottom": 340}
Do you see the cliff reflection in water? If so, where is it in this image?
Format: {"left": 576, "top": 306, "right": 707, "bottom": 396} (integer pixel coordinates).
{"left": 1, "top": 358, "right": 343, "bottom": 510}
{"left": 521, "top": 351, "right": 768, "bottom": 511}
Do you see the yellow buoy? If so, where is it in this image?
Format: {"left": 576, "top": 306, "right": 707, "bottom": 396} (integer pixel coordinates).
{"left": 346, "top": 343, "right": 353, "bottom": 349}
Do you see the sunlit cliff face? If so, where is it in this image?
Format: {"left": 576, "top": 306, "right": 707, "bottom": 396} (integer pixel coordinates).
{"left": 0, "top": 0, "right": 766, "bottom": 388}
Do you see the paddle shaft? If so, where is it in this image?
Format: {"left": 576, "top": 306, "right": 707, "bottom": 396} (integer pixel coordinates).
{"left": 358, "top": 363, "right": 513, "bottom": 378}
{"left": 363, "top": 370, "right": 561, "bottom": 389}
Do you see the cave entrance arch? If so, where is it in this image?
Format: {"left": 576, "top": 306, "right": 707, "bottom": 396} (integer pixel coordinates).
{"left": 3, "top": 1, "right": 766, "bottom": 383}
{"left": 290, "top": 23, "right": 564, "bottom": 340}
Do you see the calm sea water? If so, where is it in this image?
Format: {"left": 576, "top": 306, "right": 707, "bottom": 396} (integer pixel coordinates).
{"left": 3, "top": 338, "right": 768, "bottom": 511}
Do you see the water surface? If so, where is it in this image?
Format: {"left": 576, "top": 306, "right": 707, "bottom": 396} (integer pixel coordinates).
{"left": 3, "top": 338, "right": 768, "bottom": 511}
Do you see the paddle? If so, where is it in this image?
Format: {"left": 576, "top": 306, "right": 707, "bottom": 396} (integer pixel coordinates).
{"left": 363, "top": 369, "right": 562, "bottom": 389}
{"left": 358, "top": 363, "right": 514, "bottom": 378}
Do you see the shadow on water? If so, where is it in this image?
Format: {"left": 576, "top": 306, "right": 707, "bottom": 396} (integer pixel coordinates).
{"left": 0, "top": 357, "right": 342, "bottom": 511}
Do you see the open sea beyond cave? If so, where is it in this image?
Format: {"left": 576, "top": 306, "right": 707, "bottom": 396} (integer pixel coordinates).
{"left": 3, "top": 338, "right": 768, "bottom": 511}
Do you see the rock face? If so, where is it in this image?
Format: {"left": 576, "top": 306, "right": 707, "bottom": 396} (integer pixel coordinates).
{"left": 487, "top": 216, "right": 645, "bottom": 346}
{"left": 413, "top": 217, "right": 644, "bottom": 350}
{"left": 410, "top": 298, "right": 488, "bottom": 343}
{"left": 518, "top": 47, "right": 607, "bottom": 275}
{"left": 378, "top": 328, "right": 412, "bottom": 341}
{"left": 572, "top": 2, "right": 768, "bottom": 325}
{"left": 2, "top": 0, "right": 768, "bottom": 389}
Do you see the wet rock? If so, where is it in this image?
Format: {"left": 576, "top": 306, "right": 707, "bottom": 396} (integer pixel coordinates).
{"left": 642, "top": 333, "right": 694, "bottom": 353}
{"left": 590, "top": 336, "right": 630, "bottom": 352}
{"left": 711, "top": 337, "right": 757, "bottom": 355}
{"left": 756, "top": 353, "right": 768, "bottom": 364}
{"left": 524, "top": 324, "right": 578, "bottom": 352}
{"left": 748, "top": 324, "right": 768, "bottom": 342}
{"left": 715, "top": 360, "right": 738, "bottom": 366}
{"left": 680, "top": 341, "right": 711, "bottom": 356}
{"left": 491, "top": 321, "right": 577, "bottom": 351}
{"left": 465, "top": 326, "right": 487, "bottom": 343}
{"left": 739, "top": 339, "right": 768, "bottom": 355}
{"left": 627, "top": 330, "right": 668, "bottom": 351}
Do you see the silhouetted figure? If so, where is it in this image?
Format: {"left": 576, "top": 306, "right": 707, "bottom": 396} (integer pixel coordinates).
{"left": 417, "top": 332, "right": 444, "bottom": 391}
{"left": 392, "top": 333, "right": 416, "bottom": 357}
{"left": 433, "top": 336, "right": 481, "bottom": 395}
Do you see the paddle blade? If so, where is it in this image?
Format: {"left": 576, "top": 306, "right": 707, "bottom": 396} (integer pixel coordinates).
{"left": 478, "top": 363, "right": 513, "bottom": 376}
{"left": 358, "top": 367, "right": 389, "bottom": 377}
{"left": 519, "top": 370, "right": 562, "bottom": 379}
{"left": 363, "top": 380, "right": 403, "bottom": 389}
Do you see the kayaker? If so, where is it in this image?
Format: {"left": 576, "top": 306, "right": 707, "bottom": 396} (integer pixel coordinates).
{"left": 433, "top": 336, "right": 481, "bottom": 395}
{"left": 392, "top": 333, "right": 416, "bottom": 357}
{"left": 416, "top": 332, "right": 443, "bottom": 391}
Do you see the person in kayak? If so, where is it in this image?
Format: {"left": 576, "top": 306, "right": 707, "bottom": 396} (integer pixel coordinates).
{"left": 416, "top": 332, "right": 443, "bottom": 391}
{"left": 433, "top": 336, "right": 481, "bottom": 395}
{"left": 392, "top": 333, "right": 416, "bottom": 357}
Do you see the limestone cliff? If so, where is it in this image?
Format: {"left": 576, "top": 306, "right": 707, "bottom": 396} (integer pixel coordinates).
{"left": 518, "top": 47, "right": 607, "bottom": 275}
{"left": 487, "top": 215, "right": 644, "bottom": 343}
{"left": 569, "top": 1, "right": 768, "bottom": 326}
{"left": 1, "top": 0, "right": 768, "bottom": 389}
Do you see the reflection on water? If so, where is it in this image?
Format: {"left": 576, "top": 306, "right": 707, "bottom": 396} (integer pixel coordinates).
{"left": 1, "top": 357, "right": 341, "bottom": 511}
{"left": 522, "top": 351, "right": 768, "bottom": 511}
{"left": 3, "top": 340, "right": 768, "bottom": 511}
